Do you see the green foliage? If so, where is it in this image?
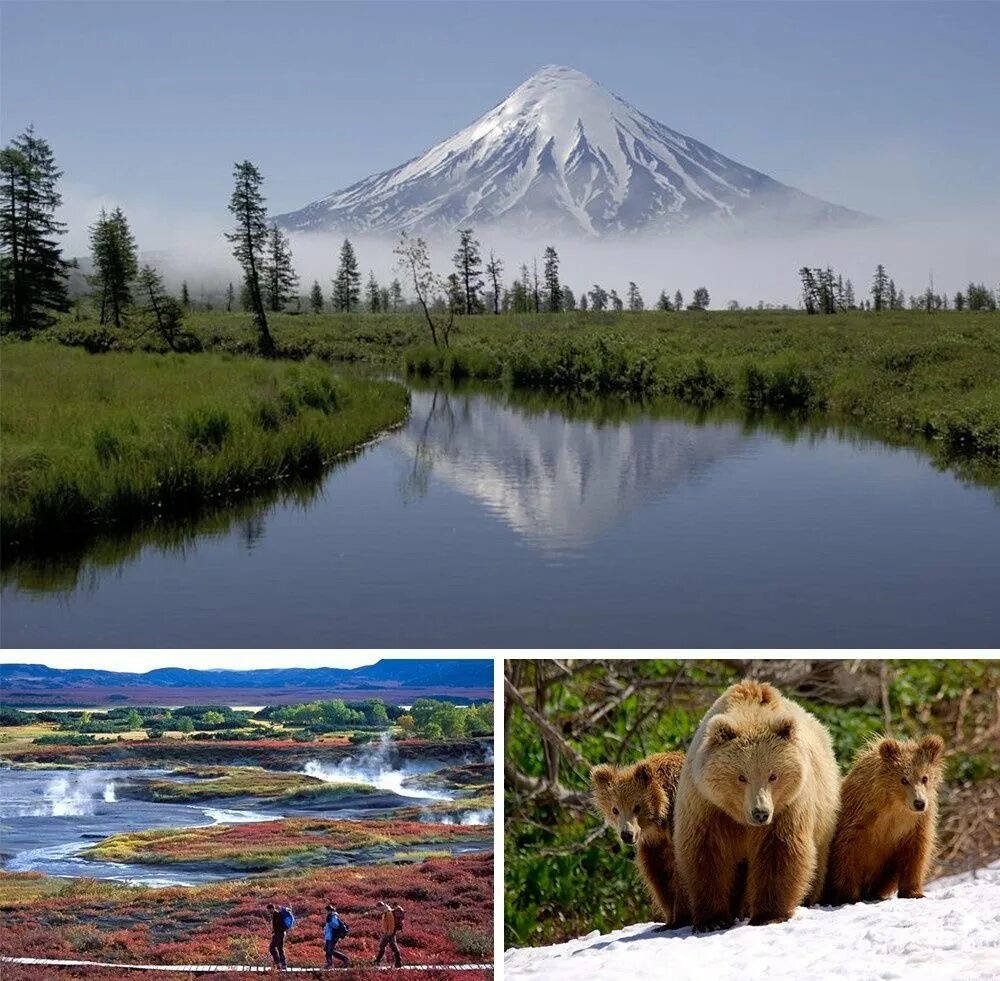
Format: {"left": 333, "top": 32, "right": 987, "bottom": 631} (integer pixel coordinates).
{"left": 0, "top": 345, "right": 409, "bottom": 552}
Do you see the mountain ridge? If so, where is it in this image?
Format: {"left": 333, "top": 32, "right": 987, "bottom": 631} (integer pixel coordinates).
{"left": 276, "top": 65, "right": 870, "bottom": 237}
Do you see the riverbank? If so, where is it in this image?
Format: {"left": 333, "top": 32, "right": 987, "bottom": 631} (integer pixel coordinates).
{"left": 51, "top": 308, "right": 997, "bottom": 479}
{"left": 0, "top": 344, "right": 409, "bottom": 553}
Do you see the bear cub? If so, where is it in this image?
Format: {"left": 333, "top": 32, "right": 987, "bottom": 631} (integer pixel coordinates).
{"left": 825, "top": 734, "right": 944, "bottom": 905}
{"left": 591, "top": 751, "right": 690, "bottom": 928}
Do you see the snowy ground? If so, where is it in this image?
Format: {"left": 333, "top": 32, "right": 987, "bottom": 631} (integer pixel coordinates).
{"left": 504, "top": 863, "right": 1000, "bottom": 981}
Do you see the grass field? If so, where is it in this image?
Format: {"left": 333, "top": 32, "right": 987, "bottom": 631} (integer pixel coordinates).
{"left": 0, "top": 343, "right": 409, "bottom": 552}
{"left": 52, "top": 307, "right": 999, "bottom": 477}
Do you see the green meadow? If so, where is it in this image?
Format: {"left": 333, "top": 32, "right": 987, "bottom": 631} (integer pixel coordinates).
{"left": 0, "top": 343, "right": 409, "bottom": 552}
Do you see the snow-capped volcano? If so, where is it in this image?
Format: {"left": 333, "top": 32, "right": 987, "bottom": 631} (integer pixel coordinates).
{"left": 276, "top": 65, "right": 868, "bottom": 237}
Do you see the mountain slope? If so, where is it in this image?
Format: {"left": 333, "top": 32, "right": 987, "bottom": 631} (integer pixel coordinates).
{"left": 276, "top": 65, "right": 868, "bottom": 237}
{"left": 505, "top": 863, "right": 1000, "bottom": 981}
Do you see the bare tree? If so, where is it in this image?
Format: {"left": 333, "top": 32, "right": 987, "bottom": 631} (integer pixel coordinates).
{"left": 393, "top": 231, "right": 454, "bottom": 348}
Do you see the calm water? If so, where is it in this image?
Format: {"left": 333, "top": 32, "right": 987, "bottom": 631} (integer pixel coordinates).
{"left": 2, "top": 386, "right": 998, "bottom": 646}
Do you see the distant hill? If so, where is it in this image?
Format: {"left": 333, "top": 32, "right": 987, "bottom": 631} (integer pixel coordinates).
{"left": 0, "top": 659, "right": 493, "bottom": 707}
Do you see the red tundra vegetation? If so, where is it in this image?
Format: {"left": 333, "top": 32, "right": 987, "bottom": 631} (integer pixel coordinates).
{"left": 0, "top": 853, "right": 492, "bottom": 975}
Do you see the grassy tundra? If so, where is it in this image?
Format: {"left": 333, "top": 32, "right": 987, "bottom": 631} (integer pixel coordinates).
{"left": 53, "top": 307, "right": 1000, "bottom": 476}
{"left": 0, "top": 344, "right": 408, "bottom": 552}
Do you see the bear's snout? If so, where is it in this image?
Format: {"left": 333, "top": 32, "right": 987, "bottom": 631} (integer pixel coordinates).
{"left": 750, "top": 807, "right": 772, "bottom": 825}
{"left": 620, "top": 829, "right": 635, "bottom": 844}
{"left": 913, "top": 799, "right": 926, "bottom": 812}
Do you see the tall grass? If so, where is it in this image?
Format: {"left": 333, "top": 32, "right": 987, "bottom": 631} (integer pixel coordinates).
{"left": 0, "top": 344, "right": 409, "bottom": 552}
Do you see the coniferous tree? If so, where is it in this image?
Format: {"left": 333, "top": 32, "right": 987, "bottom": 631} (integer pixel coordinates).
{"left": 89, "top": 206, "right": 138, "bottom": 329}
{"left": 531, "top": 259, "right": 541, "bottom": 313}
{"left": 452, "top": 228, "right": 483, "bottom": 314}
{"left": 627, "top": 281, "right": 644, "bottom": 311}
{"left": 366, "top": 270, "right": 381, "bottom": 312}
{"left": 181, "top": 281, "right": 190, "bottom": 310}
{"left": 226, "top": 160, "right": 274, "bottom": 355}
{"left": 871, "top": 264, "right": 889, "bottom": 312}
{"left": 262, "top": 224, "right": 298, "bottom": 312}
{"left": 562, "top": 286, "right": 576, "bottom": 311}
{"left": 844, "top": 278, "right": 856, "bottom": 309}
{"left": 579, "top": 292, "right": 588, "bottom": 312}
{"left": 609, "top": 289, "right": 623, "bottom": 311}
{"left": 954, "top": 291, "right": 965, "bottom": 311}
{"left": 674, "top": 289, "right": 683, "bottom": 311}
{"left": 389, "top": 278, "right": 403, "bottom": 312}
{"left": 445, "top": 272, "right": 464, "bottom": 313}
{"left": 543, "top": 246, "right": 561, "bottom": 312}
{"left": 332, "top": 238, "right": 361, "bottom": 312}
{"left": 225, "top": 281, "right": 235, "bottom": 312}
{"left": 588, "top": 284, "right": 608, "bottom": 311}
{"left": 135, "top": 264, "right": 187, "bottom": 350}
{"left": 0, "top": 126, "right": 69, "bottom": 334}
{"left": 657, "top": 290, "right": 673, "bottom": 311}
{"left": 799, "top": 267, "right": 819, "bottom": 314}
{"left": 485, "top": 251, "right": 503, "bottom": 315}
{"left": 309, "top": 280, "right": 324, "bottom": 312}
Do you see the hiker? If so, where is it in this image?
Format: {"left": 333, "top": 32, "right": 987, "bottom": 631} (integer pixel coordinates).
{"left": 373, "top": 900, "right": 403, "bottom": 968}
{"left": 265, "top": 902, "right": 291, "bottom": 970}
{"left": 324, "top": 903, "right": 350, "bottom": 968}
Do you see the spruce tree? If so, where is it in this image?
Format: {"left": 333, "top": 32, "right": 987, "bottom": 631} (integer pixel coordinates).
{"left": 332, "top": 238, "right": 361, "bottom": 312}
{"left": 871, "top": 264, "right": 889, "bottom": 312}
{"left": 225, "top": 160, "right": 274, "bottom": 356}
{"left": 181, "top": 281, "right": 190, "bottom": 310}
{"left": 366, "top": 270, "right": 381, "bottom": 312}
{"left": 543, "top": 246, "right": 562, "bottom": 312}
{"left": 389, "top": 278, "right": 403, "bottom": 312}
{"left": 226, "top": 281, "right": 235, "bottom": 312}
{"left": 452, "top": 228, "right": 483, "bottom": 314}
{"left": 579, "top": 292, "right": 588, "bottom": 312}
{"left": 656, "top": 290, "right": 673, "bottom": 311}
{"left": 262, "top": 224, "right": 298, "bottom": 312}
{"left": 485, "top": 251, "right": 503, "bottom": 315}
{"left": 562, "top": 286, "right": 576, "bottom": 311}
{"left": 0, "top": 126, "right": 69, "bottom": 334}
{"left": 310, "top": 280, "right": 324, "bottom": 313}
{"left": 674, "top": 289, "right": 683, "bottom": 311}
{"left": 89, "top": 206, "right": 138, "bottom": 329}
{"left": 609, "top": 289, "right": 623, "bottom": 312}
{"left": 627, "top": 281, "right": 644, "bottom": 311}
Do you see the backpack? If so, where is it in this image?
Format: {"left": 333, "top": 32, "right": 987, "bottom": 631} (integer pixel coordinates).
{"left": 334, "top": 919, "right": 349, "bottom": 940}
{"left": 392, "top": 906, "right": 404, "bottom": 933}
{"left": 282, "top": 907, "right": 295, "bottom": 931}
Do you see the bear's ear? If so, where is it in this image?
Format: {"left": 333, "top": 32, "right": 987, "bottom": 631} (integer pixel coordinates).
{"left": 591, "top": 765, "right": 615, "bottom": 790}
{"left": 879, "top": 738, "right": 902, "bottom": 764}
{"left": 705, "top": 716, "right": 738, "bottom": 749}
{"left": 919, "top": 734, "right": 944, "bottom": 763}
{"left": 634, "top": 762, "right": 652, "bottom": 786}
{"left": 772, "top": 717, "right": 795, "bottom": 741}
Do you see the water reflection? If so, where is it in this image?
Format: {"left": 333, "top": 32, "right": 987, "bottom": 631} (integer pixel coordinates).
{"left": 396, "top": 389, "right": 748, "bottom": 551}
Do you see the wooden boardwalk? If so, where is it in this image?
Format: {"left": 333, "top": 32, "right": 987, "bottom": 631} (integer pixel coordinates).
{"left": 0, "top": 956, "right": 492, "bottom": 974}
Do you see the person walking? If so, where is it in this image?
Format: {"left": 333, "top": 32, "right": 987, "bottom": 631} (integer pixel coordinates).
{"left": 265, "top": 902, "right": 289, "bottom": 970}
{"left": 324, "top": 904, "right": 350, "bottom": 968}
{"left": 373, "top": 900, "right": 402, "bottom": 968}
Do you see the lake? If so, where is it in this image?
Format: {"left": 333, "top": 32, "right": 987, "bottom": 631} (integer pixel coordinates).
{"left": 2, "top": 385, "right": 998, "bottom": 647}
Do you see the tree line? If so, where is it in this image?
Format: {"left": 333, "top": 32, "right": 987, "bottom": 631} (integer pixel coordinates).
{"left": 2, "top": 130, "right": 998, "bottom": 352}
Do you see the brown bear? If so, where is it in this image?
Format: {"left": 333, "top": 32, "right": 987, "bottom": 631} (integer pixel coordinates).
{"left": 591, "top": 752, "right": 690, "bottom": 928}
{"left": 824, "top": 734, "right": 944, "bottom": 905}
{"left": 673, "top": 680, "right": 841, "bottom": 932}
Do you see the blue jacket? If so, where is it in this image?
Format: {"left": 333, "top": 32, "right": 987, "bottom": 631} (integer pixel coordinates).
{"left": 324, "top": 913, "right": 342, "bottom": 942}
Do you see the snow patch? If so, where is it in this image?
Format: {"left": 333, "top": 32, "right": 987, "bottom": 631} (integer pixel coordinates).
{"left": 505, "top": 863, "right": 1000, "bottom": 981}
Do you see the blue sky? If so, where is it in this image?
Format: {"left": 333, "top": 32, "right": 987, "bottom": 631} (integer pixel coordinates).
{"left": 2, "top": 1, "right": 998, "bottom": 252}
